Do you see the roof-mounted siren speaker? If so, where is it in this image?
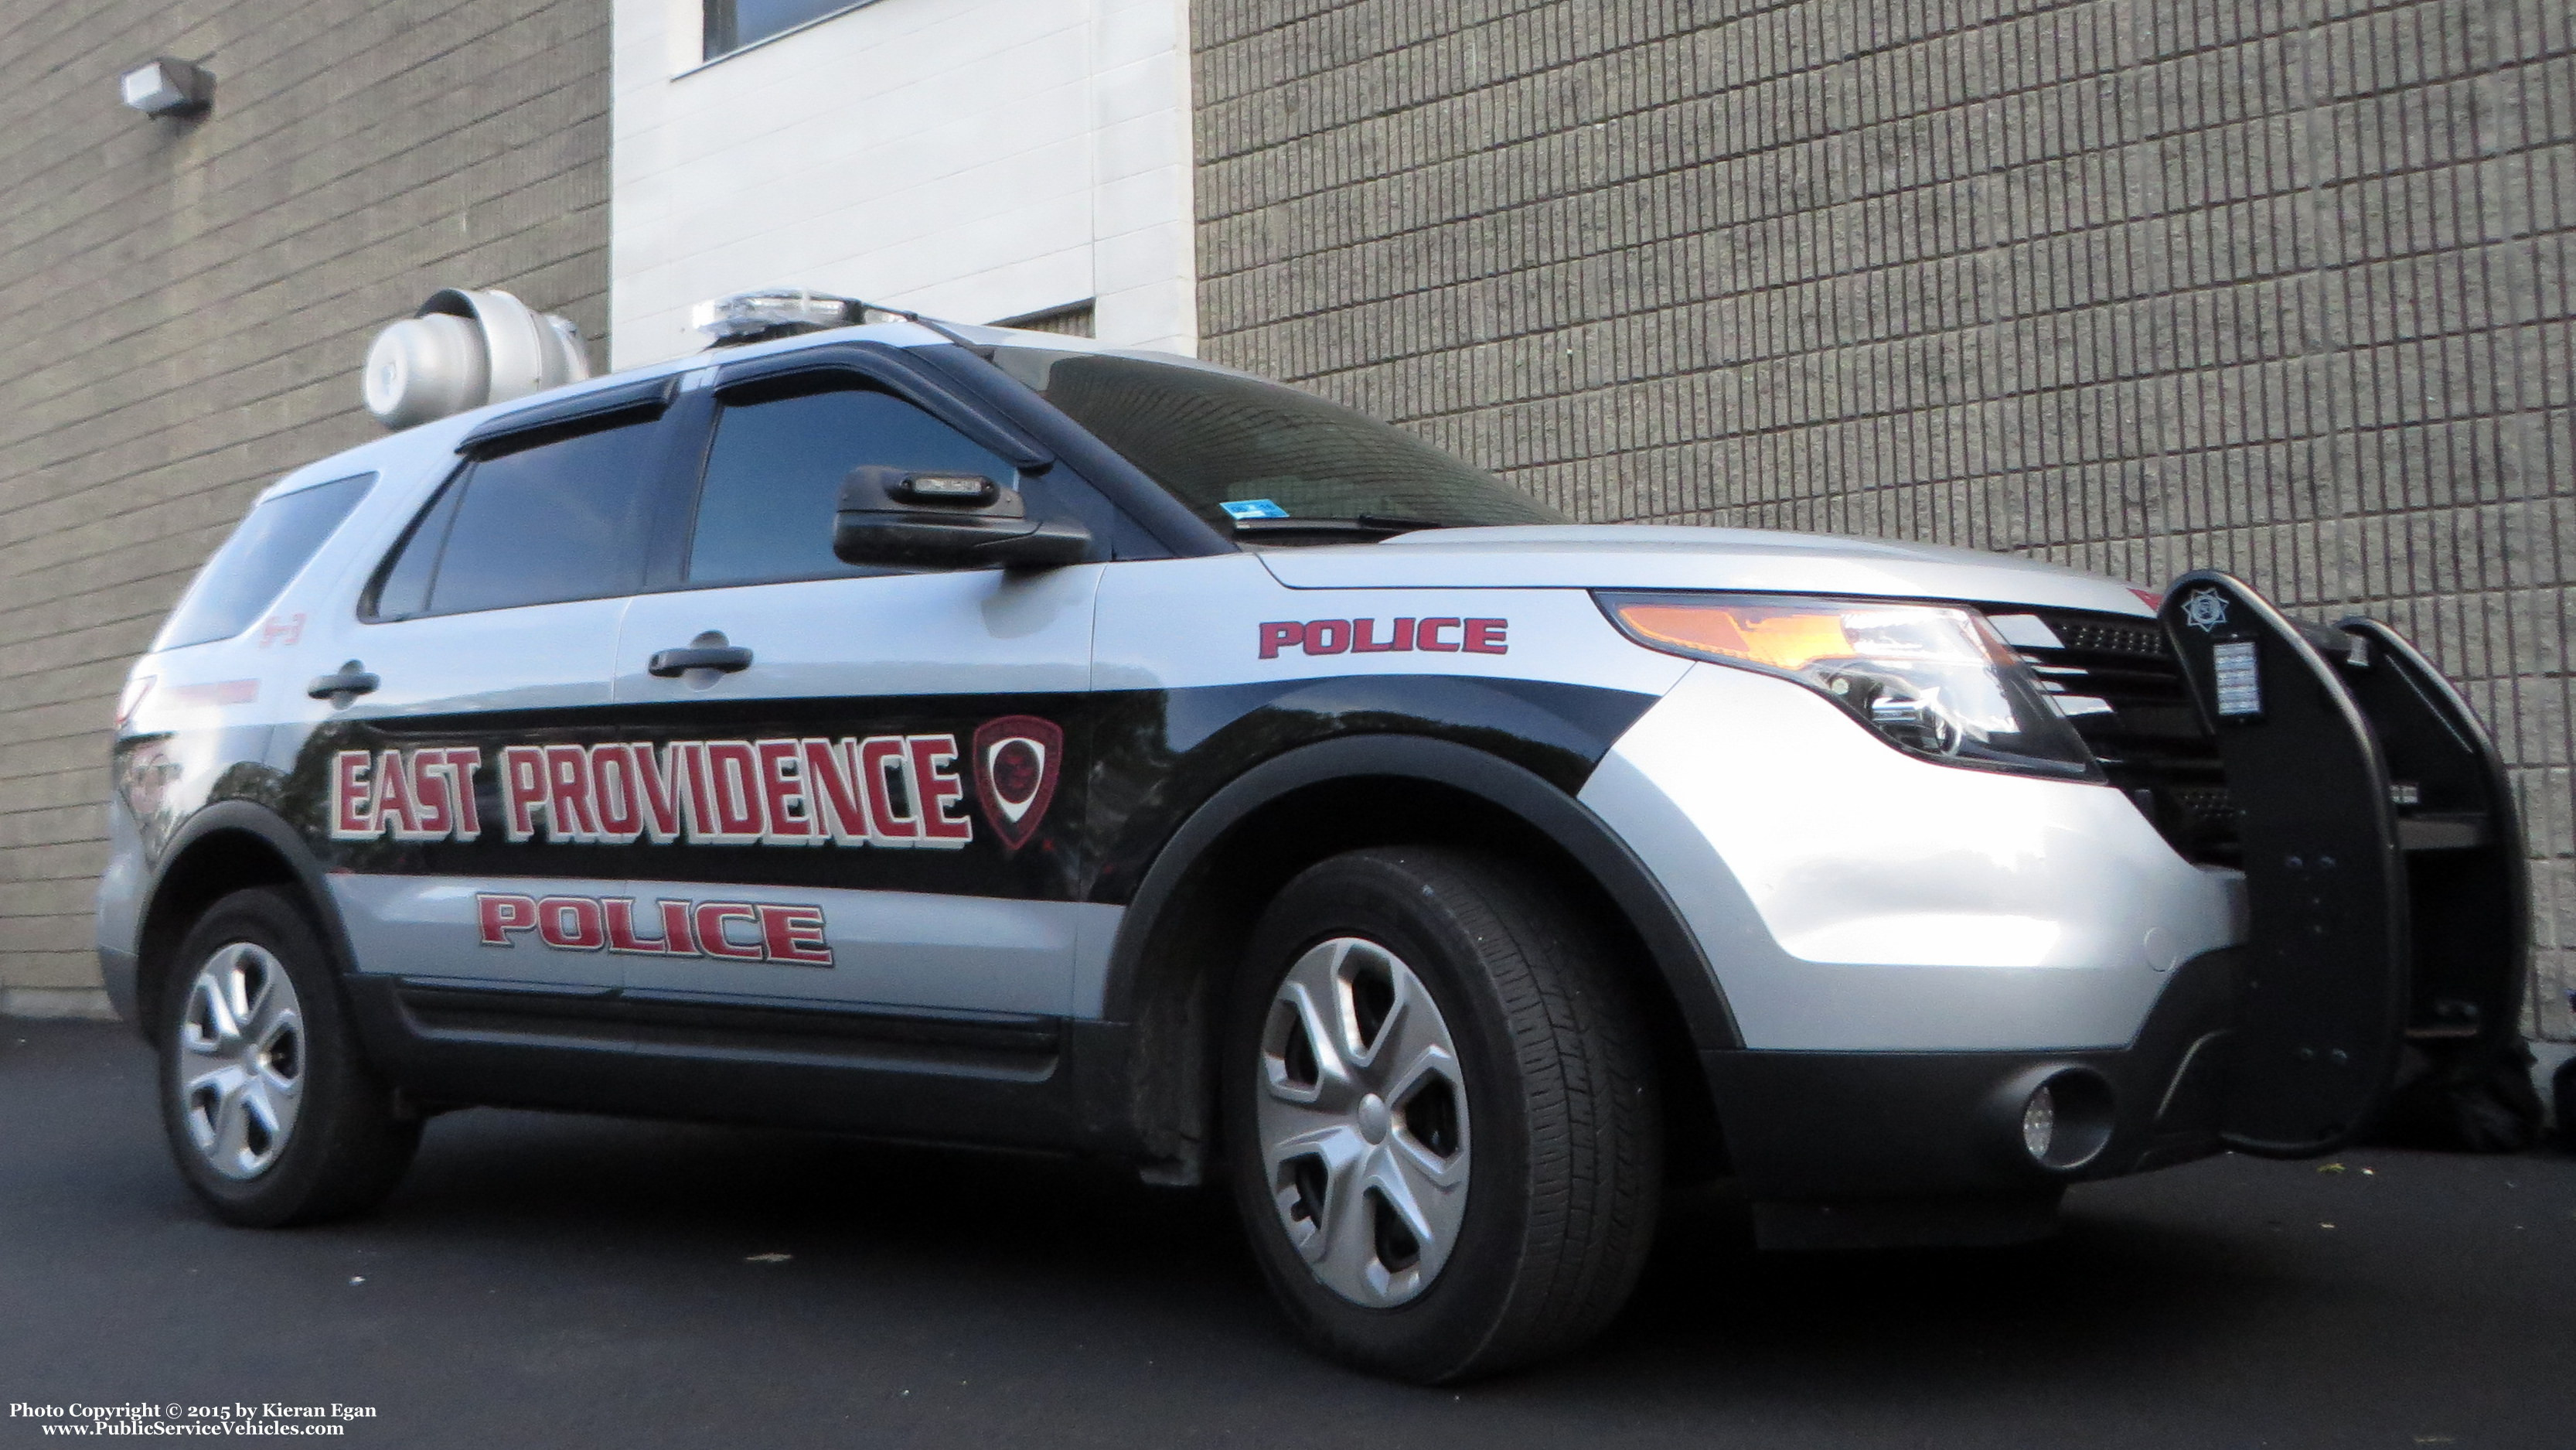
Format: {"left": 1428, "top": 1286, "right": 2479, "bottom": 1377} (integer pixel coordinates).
{"left": 363, "top": 288, "right": 591, "bottom": 428}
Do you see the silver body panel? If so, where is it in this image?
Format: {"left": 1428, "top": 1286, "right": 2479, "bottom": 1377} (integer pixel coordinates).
{"left": 1582, "top": 663, "right": 2244, "bottom": 1052}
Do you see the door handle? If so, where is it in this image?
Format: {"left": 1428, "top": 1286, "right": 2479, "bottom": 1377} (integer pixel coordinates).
{"left": 306, "top": 660, "right": 380, "bottom": 701}
{"left": 648, "top": 644, "right": 755, "bottom": 677}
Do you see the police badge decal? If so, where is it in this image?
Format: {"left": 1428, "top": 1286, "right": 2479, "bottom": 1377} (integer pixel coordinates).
{"left": 971, "top": 715, "right": 1064, "bottom": 852}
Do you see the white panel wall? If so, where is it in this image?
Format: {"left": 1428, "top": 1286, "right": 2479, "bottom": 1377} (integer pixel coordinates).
{"left": 610, "top": 0, "right": 1195, "bottom": 370}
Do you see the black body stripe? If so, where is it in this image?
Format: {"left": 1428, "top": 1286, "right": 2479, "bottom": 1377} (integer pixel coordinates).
{"left": 287, "top": 677, "right": 1657, "bottom": 899}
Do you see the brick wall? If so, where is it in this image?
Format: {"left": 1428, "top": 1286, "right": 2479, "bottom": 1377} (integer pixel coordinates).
{"left": 1194, "top": 0, "right": 2576, "bottom": 1040}
{"left": 0, "top": 0, "right": 608, "bottom": 1016}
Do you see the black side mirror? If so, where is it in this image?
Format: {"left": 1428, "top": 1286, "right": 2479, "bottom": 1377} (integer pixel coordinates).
{"left": 832, "top": 466, "right": 1091, "bottom": 571}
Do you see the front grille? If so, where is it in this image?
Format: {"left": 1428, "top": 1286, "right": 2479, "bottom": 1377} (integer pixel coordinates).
{"left": 2012, "top": 609, "right": 2237, "bottom": 865}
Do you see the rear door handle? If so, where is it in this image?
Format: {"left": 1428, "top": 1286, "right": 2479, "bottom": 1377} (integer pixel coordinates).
{"left": 306, "top": 660, "right": 380, "bottom": 701}
{"left": 648, "top": 645, "right": 755, "bottom": 677}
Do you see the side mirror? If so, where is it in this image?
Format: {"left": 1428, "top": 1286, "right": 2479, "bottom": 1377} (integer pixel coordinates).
{"left": 831, "top": 466, "right": 1092, "bottom": 571}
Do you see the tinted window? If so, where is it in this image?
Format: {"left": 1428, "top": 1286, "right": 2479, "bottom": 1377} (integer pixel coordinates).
{"left": 372, "top": 420, "right": 660, "bottom": 620}
{"left": 995, "top": 350, "right": 1566, "bottom": 538}
{"left": 155, "top": 473, "right": 374, "bottom": 650}
{"left": 687, "top": 385, "right": 1017, "bottom": 589}
{"left": 704, "top": 0, "right": 858, "bottom": 59}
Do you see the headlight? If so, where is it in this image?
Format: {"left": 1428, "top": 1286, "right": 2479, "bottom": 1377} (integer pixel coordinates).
{"left": 1597, "top": 592, "right": 2100, "bottom": 779}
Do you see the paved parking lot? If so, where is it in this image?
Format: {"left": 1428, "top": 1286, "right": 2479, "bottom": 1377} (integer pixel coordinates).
{"left": 5, "top": 1018, "right": 2573, "bottom": 1448}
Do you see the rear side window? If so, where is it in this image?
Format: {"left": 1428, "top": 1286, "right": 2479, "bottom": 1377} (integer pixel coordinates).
{"left": 686, "top": 384, "right": 1018, "bottom": 589}
{"left": 369, "top": 420, "right": 662, "bottom": 620}
{"left": 154, "top": 473, "right": 375, "bottom": 650}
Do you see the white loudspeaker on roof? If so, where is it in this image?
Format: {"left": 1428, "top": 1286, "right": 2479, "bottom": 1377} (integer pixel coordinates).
{"left": 363, "top": 288, "right": 591, "bottom": 429}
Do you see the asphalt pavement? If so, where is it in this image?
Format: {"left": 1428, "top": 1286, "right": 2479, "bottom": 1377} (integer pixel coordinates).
{"left": 5, "top": 1018, "right": 2573, "bottom": 1448}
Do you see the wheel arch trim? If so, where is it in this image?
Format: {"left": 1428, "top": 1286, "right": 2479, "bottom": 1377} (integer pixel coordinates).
{"left": 131, "top": 802, "right": 359, "bottom": 1039}
{"left": 1097, "top": 733, "right": 1743, "bottom": 1053}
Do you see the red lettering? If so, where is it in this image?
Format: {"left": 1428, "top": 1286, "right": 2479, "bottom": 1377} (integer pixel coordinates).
{"left": 1259, "top": 622, "right": 1304, "bottom": 658}
{"left": 679, "top": 741, "right": 718, "bottom": 842}
{"left": 407, "top": 753, "right": 455, "bottom": 838}
{"left": 1418, "top": 617, "right": 1461, "bottom": 651}
{"left": 1351, "top": 618, "right": 1401, "bottom": 653}
{"left": 705, "top": 742, "right": 765, "bottom": 842}
{"left": 1391, "top": 617, "right": 1416, "bottom": 650}
{"left": 759, "top": 904, "right": 833, "bottom": 965}
{"left": 860, "top": 736, "right": 918, "bottom": 844}
{"left": 441, "top": 749, "right": 483, "bottom": 839}
{"left": 658, "top": 899, "right": 700, "bottom": 956}
{"left": 801, "top": 739, "right": 871, "bottom": 844}
{"left": 629, "top": 743, "right": 687, "bottom": 843}
{"left": 408, "top": 752, "right": 453, "bottom": 839}
{"left": 543, "top": 744, "right": 601, "bottom": 841}
{"left": 1463, "top": 617, "right": 1508, "bottom": 654}
{"left": 604, "top": 897, "right": 666, "bottom": 954}
{"left": 373, "top": 750, "right": 418, "bottom": 838}
{"left": 1303, "top": 619, "right": 1351, "bottom": 655}
{"left": 476, "top": 893, "right": 539, "bottom": 946}
{"left": 757, "top": 740, "right": 813, "bottom": 843}
{"left": 910, "top": 735, "right": 970, "bottom": 844}
{"left": 332, "top": 752, "right": 376, "bottom": 839}
{"left": 591, "top": 745, "right": 642, "bottom": 841}
{"left": 537, "top": 896, "right": 605, "bottom": 950}
{"left": 695, "top": 902, "right": 765, "bottom": 960}
{"left": 501, "top": 745, "right": 549, "bottom": 841}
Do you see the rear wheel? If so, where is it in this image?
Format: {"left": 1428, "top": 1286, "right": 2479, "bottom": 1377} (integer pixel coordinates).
{"left": 158, "top": 888, "right": 419, "bottom": 1227}
{"left": 1223, "top": 848, "right": 1661, "bottom": 1382}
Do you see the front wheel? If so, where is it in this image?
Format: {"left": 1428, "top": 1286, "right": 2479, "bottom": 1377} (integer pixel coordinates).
{"left": 1223, "top": 848, "right": 1661, "bottom": 1382}
{"left": 158, "top": 887, "right": 420, "bottom": 1227}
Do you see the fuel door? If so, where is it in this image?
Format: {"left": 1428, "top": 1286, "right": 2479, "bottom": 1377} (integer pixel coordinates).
{"left": 2160, "top": 571, "right": 2408, "bottom": 1156}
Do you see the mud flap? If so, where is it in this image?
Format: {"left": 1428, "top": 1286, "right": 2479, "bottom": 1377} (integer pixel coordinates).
{"left": 2160, "top": 572, "right": 2408, "bottom": 1155}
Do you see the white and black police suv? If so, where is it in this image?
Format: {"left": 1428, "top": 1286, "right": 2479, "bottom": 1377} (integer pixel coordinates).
{"left": 100, "top": 288, "right": 2528, "bottom": 1381}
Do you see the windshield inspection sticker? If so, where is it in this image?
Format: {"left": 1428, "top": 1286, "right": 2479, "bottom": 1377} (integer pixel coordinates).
{"left": 1220, "top": 498, "right": 1290, "bottom": 520}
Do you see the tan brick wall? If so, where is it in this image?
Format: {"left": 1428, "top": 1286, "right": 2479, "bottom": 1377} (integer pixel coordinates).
{"left": 1194, "top": 0, "right": 2576, "bottom": 1041}
{"left": 0, "top": 0, "right": 608, "bottom": 1015}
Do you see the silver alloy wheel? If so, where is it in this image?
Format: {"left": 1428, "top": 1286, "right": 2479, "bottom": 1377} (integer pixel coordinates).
{"left": 177, "top": 942, "right": 306, "bottom": 1180}
{"left": 1256, "top": 937, "right": 1471, "bottom": 1307}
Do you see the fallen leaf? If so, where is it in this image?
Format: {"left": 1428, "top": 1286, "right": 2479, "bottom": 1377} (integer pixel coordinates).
{"left": 2317, "top": 1162, "right": 2346, "bottom": 1174}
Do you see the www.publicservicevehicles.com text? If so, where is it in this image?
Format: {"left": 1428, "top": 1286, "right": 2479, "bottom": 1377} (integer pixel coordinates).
{"left": 11, "top": 1404, "right": 375, "bottom": 1436}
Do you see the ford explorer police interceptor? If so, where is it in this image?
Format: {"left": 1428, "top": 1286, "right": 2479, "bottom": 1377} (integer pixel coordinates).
{"left": 98, "top": 292, "right": 2528, "bottom": 1381}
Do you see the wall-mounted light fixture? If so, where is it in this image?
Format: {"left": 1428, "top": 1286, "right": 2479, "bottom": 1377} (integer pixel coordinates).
{"left": 120, "top": 59, "right": 214, "bottom": 118}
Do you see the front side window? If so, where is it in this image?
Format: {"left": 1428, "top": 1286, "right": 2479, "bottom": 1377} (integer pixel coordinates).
{"left": 686, "top": 382, "right": 1020, "bottom": 589}
{"left": 369, "top": 420, "right": 661, "bottom": 620}
{"left": 155, "top": 473, "right": 375, "bottom": 650}
{"left": 993, "top": 349, "right": 1566, "bottom": 541}
{"left": 704, "top": 0, "right": 864, "bottom": 59}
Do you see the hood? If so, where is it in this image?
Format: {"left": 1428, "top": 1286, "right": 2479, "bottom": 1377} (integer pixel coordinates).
{"left": 1254, "top": 524, "right": 2159, "bottom": 618}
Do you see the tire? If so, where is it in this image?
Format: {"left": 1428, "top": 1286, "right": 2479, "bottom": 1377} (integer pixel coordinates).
{"left": 1222, "top": 847, "right": 1661, "bottom": 1382}
{"left": 156, "top": 887, "right": 420, "bottom": 1227}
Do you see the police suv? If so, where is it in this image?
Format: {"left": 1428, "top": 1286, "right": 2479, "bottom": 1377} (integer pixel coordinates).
{"left": 101, "top": 289, "right": 2527, "bottom": 1381}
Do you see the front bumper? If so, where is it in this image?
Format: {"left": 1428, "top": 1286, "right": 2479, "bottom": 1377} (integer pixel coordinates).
{"left": 1703, "top": 944, "right": 2240, "bottom": 1220}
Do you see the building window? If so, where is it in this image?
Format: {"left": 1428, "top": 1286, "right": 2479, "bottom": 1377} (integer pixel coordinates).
{"left": 704, "top": 0, "right": 868, "bottom": 60}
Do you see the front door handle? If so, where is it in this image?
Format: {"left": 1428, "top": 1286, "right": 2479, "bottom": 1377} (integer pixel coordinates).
{"left": 648, "top": 644, "right": 755, "bottom": 677}
{"left": 306, "top": 660, "right": 380, "bottom": 701}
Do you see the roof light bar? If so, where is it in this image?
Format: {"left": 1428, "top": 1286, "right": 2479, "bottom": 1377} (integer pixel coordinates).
{"left": 689, "top": 288, "right": 873, "bottom": 346}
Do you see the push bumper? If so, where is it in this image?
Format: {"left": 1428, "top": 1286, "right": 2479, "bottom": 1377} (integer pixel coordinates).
{"left": 1697, "top": 572, "right": 2529, "bottom": 1244}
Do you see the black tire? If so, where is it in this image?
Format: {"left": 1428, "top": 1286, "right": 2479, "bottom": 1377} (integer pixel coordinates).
{"left": 1222, "top": 848, "right": 1661, "bottom": 1382}
{"left": 156, "top": 887, "right": 420, "bottom": 1227}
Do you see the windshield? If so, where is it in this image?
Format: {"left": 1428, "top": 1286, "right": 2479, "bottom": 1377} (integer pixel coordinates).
{"left": 993, "top": 348, "right": 1566, "bottom": 539}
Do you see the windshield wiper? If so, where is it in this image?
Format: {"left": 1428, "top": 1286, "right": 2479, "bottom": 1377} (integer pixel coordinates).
{"left": 1228, "top": 513, "right": 1450, "bottom": 539}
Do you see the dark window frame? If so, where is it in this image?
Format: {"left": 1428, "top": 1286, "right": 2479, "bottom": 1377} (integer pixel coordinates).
{"left": 701, "top": 0, "right": 875, "bottom": 62}
{"left": 359, "top": 408, "right": 693, "bottom": 624}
